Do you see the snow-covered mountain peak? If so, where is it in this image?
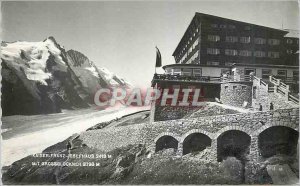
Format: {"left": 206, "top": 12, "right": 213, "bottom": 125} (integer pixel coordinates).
{"left": 1, "top": 37, "right": 133, "bottom": 116}
{"left": 1, "top": 38, "right": 67, "bottom": 85}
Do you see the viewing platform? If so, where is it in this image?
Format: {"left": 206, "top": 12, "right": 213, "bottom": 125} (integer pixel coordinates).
{"left": 151, "top": 74, "right": 254, "bottom": 87}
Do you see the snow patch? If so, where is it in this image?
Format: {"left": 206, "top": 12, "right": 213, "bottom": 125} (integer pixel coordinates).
{"left": 98, "top": 67, "right": 120, "bottom": 86}
{"left": 1, "top": 38, "right": 67, "bottom": 85}
{"left": 85, "top": 66, "right": 100, "bottom": 78}
{"left": 98, "top": 67, "right": 132, "bottom": 87}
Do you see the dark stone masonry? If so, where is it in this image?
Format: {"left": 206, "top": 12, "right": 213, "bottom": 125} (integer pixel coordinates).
{"left": 81, "top": 107, "right": 299, "bottom": 158}
{"left": 220, "top": 82, "right": 253, "bottom": 108}
{"left": 80, "top": 107, "right": 299, "bottom": 183}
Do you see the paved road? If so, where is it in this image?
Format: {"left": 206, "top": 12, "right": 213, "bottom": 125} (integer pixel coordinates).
{"left": 267, "top": 164, "right": 299, "bottom": 185}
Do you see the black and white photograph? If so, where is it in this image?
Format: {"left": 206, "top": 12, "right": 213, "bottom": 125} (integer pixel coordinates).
{"left": 1, "top": 0, "right": 299, "bottom": 185}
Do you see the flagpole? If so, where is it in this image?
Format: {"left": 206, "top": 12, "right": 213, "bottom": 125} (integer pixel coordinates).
{"left": 155, "top": 46, "right": 157, "bottom": 74}
{"left": 155, "top": 46, "right": 162, "bottom": 75}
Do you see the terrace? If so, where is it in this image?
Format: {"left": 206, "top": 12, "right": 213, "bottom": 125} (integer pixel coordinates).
{"left": 151, "top": 73, "right": 253, "bottom": 87}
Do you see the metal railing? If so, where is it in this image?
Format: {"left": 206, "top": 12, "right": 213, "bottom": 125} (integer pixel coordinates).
{"left": 152, "top": 74, "right": 254, "bottom": 85}
{"left": 221, "top": 74, "right": 253, "bottom": 82}
{"left": 273, "top": 76, "right": 298, "bottom": 84}
{"left": 289, "top": 94, "right": 300, "bottom": 104}
{"left": 268, "top": 87, "right": 275, "bottom": 92}
{"left": 253, "top": 76, "right": 268, "bottom": 87}
{"left": 269, "top": 76, "right": 280, "bottom": 85}
{"left": 152, "top": 74, "right": 221, "bottom": 82}
{"left": 269, "top": 76, "right": 299, "bottom": 104}
{"left": 270, "top": 76, "right": 290, "bottom": 92}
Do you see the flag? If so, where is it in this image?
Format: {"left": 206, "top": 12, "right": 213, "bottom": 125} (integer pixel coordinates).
{"left": 155, "top": 47, "right": 162, "bottom": 67}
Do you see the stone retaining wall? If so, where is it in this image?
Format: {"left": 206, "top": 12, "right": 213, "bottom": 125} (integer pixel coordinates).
{"left": 80, "top": 124, "right": 146, "bottom": 152}
{"left": 252, "top": 78, "right": 269, "bottom": 111}
{"left": 220, "top": 82, "right": 252, "bottom": 108}
{"left": 80, "top": 108, "right": 299, "bottom": 160}
{"left": 251, "top": 78, "right": 298, "bottom": 111}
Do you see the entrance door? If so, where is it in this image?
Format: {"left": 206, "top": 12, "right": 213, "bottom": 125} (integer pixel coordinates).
{"left": 277, "top": 70, "right": 287, "bottom": 81}
{"left": 244, "top": 68, "right": 256, "bottom": 81}
{"left": 245, "top": 68, "right": 256, "bottom": 75}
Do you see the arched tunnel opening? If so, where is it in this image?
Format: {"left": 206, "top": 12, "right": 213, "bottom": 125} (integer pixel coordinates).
{"left": 217, "top": 130, "right": 251, "bottom": 162}
{"left": 155, "top": 135, "right": 178, "bottom": 152}
{"left": 183, "top": 133, "right": 211, "bottom": 155}
{"left": 217, "top": 130, "right": 251, "bottom": 183}
{"left": 258, "top": 126, "right": 299, "bottom": 158}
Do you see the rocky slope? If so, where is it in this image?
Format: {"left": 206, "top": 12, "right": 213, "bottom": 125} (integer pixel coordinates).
{"left": 2, "top": 137, "right": 246, "bottom": 185}
{"left": 2, "top": 111, "right": 298, "bottom": 184}
{"left": 1, "top": 37, "right": 131, "bottom": 116}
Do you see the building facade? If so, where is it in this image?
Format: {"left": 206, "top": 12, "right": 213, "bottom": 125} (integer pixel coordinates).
{"left": 151, "top": 12, "right": 299, "bottom": 122}
{"left": 171, "top": 12, "right": 299, "bottom": 83}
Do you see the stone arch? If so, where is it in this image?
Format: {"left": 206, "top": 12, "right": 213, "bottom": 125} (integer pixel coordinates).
{"left": 180, "top": 129, "right": 213, "bottom": 143}
{"left": 258, "top": 126, "right": 299, "bottom": 158}
{"left": 214, "top": 126, "right": 252, "bottom": 139}
{"left": 217, "top": 129, "right": 251, "bottom": 162}
{"left": 154, "top": 132, "right": 180, "bottom": 143}
{"left": 253, "top": 122, "right": 298, "bottom": 136}
{"left": 154, "top": 132, "right": 180, "bottom": 153}
{"left": 182, "top": 132, "right": 212, "bottom": 155}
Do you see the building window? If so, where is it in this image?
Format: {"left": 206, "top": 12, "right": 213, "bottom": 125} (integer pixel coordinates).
{"left": 220, "top": 24, "right": 227, "bottom": 28}
{"left": 207, "top": 48, "right": 220, "bottom": 55}
{"left": 182, "top": 68, "right": 192, "bottom": 76}
{"left": 188, "top": 52, "right": 198, "bottom": 64}
{"left": 254, "top": 51, "right": 266, "bottom": 57}
{"left": 244, "top": 26, "right": 251, "bottom": 30}
{"left": 268, "top": 39, "right": 280, "bottom": 45}
{"left": 207, "top": 61, "right": 220, "bottom": 66}
{"left": 268, "top": 52, "right": 280, "bottom": 58}
{"left": 225, "top": 49, "right": 238, "bottom": 56}
{"left": 179, "top": 57, "right": 184, "bottom": 64}
{"left": 228, "top": 25, "right": 236, "bottom": 29}
{"left": 221, "top": 69, "right": 229, "bottom": 74}
{"left": 193, "top": 69, "right": 202, "bottom": 76}
{"left": 165, "top": 68, "right": 172, "bottom": 74}
{"left": 208, "top": 35, "right": 220, "bottom": 42}
{"left": 286, "top": 39, "right": 293, "bottom": 44}
{"left": 254, "top": 38, "right": 266, "bottom": 44}
{"left": 186, "top": 58, "right": 192, "bottom": 64}
{"left": 239, "top": 50, "right": 252, "bottom": 57}
{"left": 262, "top": 69, "right": 272, "bottom": 79}
{"left": 188, "top": 46, "right": 192, "bottom": 55}
{"left": 225, "top": 62, "right": 235, "bottom": 66}
{"left": 192, "top": 39, "right": 199, "bottom": 50}
{"left": 277, "top": 70, "right": 287, "bottom": 79}
{"left": 240, "top": 36, "right": 251, "bottom": 43}
{"left": 242, "top": 86, "right": 247, "bottom": 90}
{"left": 225, "top": 36, "right": 238, "bottom": 43}
{"left": 173, "top": 68, "right": 181, "bottom": 75}
{"left": 287, "top": 49, "right": 293, "bottom": 54}
{"left": 293, "top": 71, "right": 299, "bottom": 80}
{"left": 211, "top": 24, "right": 218, "bottom": 28}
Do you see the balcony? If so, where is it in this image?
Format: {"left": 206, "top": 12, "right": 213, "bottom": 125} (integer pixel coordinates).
{"left": 151, "top": 74, "right": 253, "bottom": 86}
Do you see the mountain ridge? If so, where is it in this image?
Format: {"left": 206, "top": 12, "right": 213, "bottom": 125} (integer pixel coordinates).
{"left": 1, "top": 36, "right": 131, "bottom": 116}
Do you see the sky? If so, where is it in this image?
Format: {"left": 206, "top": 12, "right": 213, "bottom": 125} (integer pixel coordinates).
{"left": 1, "top": 0, "right": 299, "bottom": 87}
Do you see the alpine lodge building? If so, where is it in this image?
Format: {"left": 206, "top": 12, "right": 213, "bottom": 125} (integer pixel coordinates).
{"left": 151, "top": 12, "right": 299, "bottom": 122}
